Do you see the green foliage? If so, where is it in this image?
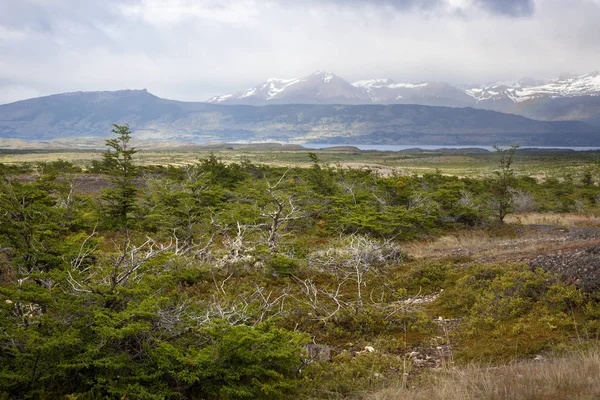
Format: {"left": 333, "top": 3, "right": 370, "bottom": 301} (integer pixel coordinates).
{"left": 398, "top": 261, "right": 457, "bottom": 294}
{"left": 3, "top": 144, "right": 600, "bottom": 399}
{"left": 101, "top": 124, "right": 138, "bottom": 229}
{"left": 197, "top": 153, "right": 249, "bottom": 189}
{"left": 434, "top": 263, "right": 590, "bottom": 361}
{"left": 0, "top": 162, "right": 33, "bottom": 175}
{"left": 266, "top": 253, "right": 298, "bottom": 276}
{"left": 154, "top": 322, "right": 309, "bottom": 399}
{"left": 307, "top": 152, "right": 336, "bottom": 196}
{"left": 0, "top": 265, "right": 308, "bottom": 399}
{"left": 36, "top": 159, "right": 82, "bottom": 175}
{"left": 301, "top": 351, "right": 407, "bottom": 398}
{"left": 0, "top": 174, "right": 70, "bottom": 273}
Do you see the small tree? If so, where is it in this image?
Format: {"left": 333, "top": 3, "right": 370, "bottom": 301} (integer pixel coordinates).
{"left": 491, "top": 145, "right": 519, "bottom": 223}
{"left": 307, "top": 152, "right": 336, "bottom": 195}
{"left": 102, "top": 124, "right": 138, "bottom": 229}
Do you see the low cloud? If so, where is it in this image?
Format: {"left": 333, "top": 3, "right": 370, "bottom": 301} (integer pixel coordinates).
{"left": 0, "top": 0, "right": 598, "bottom": 104}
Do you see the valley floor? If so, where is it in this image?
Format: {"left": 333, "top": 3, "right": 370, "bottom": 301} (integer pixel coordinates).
{"left": 2, "top": 147, "right": 599, "bottom": 178}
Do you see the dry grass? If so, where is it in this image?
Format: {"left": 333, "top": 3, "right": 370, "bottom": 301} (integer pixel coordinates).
{"left": 403, "top": 228, "right": 565, "bottom": 261}
{"left": 403, "top": 230, "right": 498, "bottom": 258}
{"left": 367, "top": 347, "right": 600, "bottom": 400}
{"left": 505, "top": 213, "right": 600, "bottom": 227}
{"left": 403, "top": 218, "right": 600, "bottom": 262}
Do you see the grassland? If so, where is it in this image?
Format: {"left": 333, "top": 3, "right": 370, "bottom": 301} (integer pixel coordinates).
{"left": 1, "top": 147, "right": 599, "bottom": 178}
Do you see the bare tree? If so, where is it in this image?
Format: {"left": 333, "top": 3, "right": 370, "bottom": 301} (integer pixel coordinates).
{"left": 259, "top": 171, "right": 303, "bottom": 253}
{"left": 189, "top": 273, "right": 291, "bottom": 326}
{"left": 211, "top": 218, "right": 258, "bottom": 269}
{"left": 308, "top": 234, "right": 405, "bottom": 311}
{"left": 292, "top": 276, "right": 348, "bottom": 322}
{"left": 491, "top": 145, "right": 519, "bottom": 223}
{"left": 67, "top": 236, "right": 173, "bottom": 299}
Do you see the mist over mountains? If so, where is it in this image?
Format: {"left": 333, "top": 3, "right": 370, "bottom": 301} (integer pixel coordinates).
{"left": 1, "top": 88, "right": 599, "bottom": 147}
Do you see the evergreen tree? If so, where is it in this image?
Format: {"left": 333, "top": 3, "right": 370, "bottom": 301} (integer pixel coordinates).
{"left": 101, "top": 124, "right": 138, "bottom": 229}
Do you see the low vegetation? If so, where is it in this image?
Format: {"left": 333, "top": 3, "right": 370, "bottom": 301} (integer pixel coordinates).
{"left": 1, "top": 126, "right": 600, "bottom": 399}
{"left": 368, "top": 346, "right": 600, "bottom": 400}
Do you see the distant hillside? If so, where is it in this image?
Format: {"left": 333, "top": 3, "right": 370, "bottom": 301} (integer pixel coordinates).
{"left": 0, "top": 89, "right": 598, "bottom": 146}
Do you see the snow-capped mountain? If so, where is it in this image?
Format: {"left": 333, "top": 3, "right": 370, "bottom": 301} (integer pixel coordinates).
{"left": 465, "top": 72, "right": 600, "bottom": 103}
{"left": 207, "top": 70, "right": 368, "bottom": 105}
{"left": 208, "top": 72, "right": 474, "bottom": 107}
{"left": 206, "top": 70, "right": 600, "bottom": 125}
{"left": 353, "top": 79, "right": 474, "bottom": 107}
{"left": 209, "top": 70, "right": 600, "bottom": 106}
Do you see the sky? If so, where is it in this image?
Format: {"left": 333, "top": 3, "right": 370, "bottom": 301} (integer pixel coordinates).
{"left": 1, "top": 0, "right": 600, "bottom": 104}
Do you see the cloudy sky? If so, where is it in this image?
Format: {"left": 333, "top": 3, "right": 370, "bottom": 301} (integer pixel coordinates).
{"left": 1, "top": 0, "right": 600, "bottom": 104}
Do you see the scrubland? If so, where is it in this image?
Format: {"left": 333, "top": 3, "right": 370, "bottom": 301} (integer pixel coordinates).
{"left": 1, "top": 144, "right": 600, "bottom": 399}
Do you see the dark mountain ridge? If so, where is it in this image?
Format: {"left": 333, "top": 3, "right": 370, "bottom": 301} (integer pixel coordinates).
{"left": 0, "top": 89, "right": 598, "bottom": 146}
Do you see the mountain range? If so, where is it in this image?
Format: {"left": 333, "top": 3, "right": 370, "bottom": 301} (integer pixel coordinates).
{"left": 1, "top": 88, "right": 599, "bottom": 147}
{"left": 207, "top": 70, "right": 600, "bottom": 126}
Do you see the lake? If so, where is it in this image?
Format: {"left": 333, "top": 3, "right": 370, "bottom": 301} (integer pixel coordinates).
{"left": 300, "top": 144, "right": 600, "bottom": 152}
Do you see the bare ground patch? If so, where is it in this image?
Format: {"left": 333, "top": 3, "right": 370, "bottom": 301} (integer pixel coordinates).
{"left": 505, "top": 213, "right": 600, "bottom": 227}
{"left": 404, "top": 224, "right": 600, "bottom": 265}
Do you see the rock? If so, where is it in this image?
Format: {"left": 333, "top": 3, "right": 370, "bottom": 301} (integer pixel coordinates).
{"left": 528, "top": 244, "right": 600, "bottom": 292}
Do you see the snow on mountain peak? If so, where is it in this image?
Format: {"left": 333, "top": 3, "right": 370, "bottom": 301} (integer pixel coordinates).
{"left": 466, "top": 71, "right": 600, "bottom": 103}
{"left": 206, "top": 93, "right": 233, "bottom": 103}
{"left": 352, "top": 79, "right": 395, "bottom": 88}
{"left": 352, "top": 79, "right": 429, "bottom": 90}
{"left": 312, "top": 70, "right": 337, "bottom": 83}
{"left": 207, "top": 70, "right": 600, "bottom": 106}
{"left": 388, "top": 82, "right": 429, "bottom": 89}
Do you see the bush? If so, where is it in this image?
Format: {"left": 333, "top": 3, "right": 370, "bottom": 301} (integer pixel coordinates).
{"left": 433, "top": 264, "right": 587, "bottom": 361}
{"left": 301, "top": 351, "right": 408, "bottom": 399}
{"left": 154, "top": 321, "right": 310, "bottom": 399}
{"left": 266, "top": 253, "right": 299, "bottom": 277}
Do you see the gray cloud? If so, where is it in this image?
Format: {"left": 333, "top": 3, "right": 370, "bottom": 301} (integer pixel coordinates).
{"left": 285, "top": 0, "right": 535, "bottom": 16}
{"left": 311, "top": 0, "right": 442, "bottom": 11}
{"left": 0, "top": 0, "right": 599, "bottom": 104}
{"left": 475, "top": 0, "right": 535, "bottom": 16}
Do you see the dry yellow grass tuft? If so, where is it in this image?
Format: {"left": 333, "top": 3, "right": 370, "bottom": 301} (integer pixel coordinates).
{"left": 403, "top": 230, "right": 496, "bottom": 259}
{"left": 403, "top": 215, "right": 600, "bottom": 262}
{"left": 506, "top": 213, "right": 600, "bottom": 227}
{"left": 402, "top": 228, "right": 571, "bottom": 261}
{"left": 367, "top": 347, "right": 600, "bottom": 400}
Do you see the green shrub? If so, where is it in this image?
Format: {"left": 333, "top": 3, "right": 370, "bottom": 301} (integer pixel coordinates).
{"left": 266, "top": 253, "right": 299, "bottom": 277}
{"left": 433, "top": 264, "right": 588, "bottom": 361}
{"left": 154, "top": 321, "right": 310, "bottom": 399}
{"left": 398, "top": 262, "right": 456, "bottom": 294}
{"left": 300, "top": 351, "right": 408, "bottom": 399}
